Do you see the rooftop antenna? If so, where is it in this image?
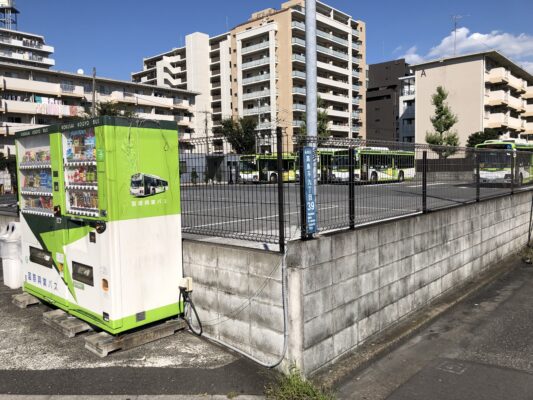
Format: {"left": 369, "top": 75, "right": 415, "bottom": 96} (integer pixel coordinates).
{"left": 0, "top": 0, "right": 19, "bottom": 30}
{"left": 452, "top": 14, "right": 469, "bottom": 56}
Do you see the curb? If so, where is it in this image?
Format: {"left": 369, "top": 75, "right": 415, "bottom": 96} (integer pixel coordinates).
{"left": 313, "top": 254, "right": 521, "bottom": 389}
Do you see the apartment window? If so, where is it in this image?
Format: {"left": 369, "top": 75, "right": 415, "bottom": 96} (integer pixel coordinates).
{"left": 7, "top": 117, "right": 21, "bottom": 123}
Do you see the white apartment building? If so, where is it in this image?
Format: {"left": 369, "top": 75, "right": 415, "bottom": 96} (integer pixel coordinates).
{"left": 0, "top": 62, "right": 196, "bottom": 156}
{"left": 0, "top": 0, "right": 54, "bottom": 68}
{"left": 411, "top": 51, "right": 533, "bottom": 146}
{"left": 133, "top": 0, "right": 366, "bottom": 151}
{"left": 398, "top": 75, "right": 415, "bottom": 142}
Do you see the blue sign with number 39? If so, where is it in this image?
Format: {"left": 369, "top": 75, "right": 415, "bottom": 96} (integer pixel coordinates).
{"left": 303, "top": 147, "right": 317, "bottom": 234}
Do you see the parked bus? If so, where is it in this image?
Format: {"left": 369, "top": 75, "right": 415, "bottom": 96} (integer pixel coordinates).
{"left": 130, "top": 173, "right": 169, "bottom": 197}
{"left": 239, "top": 153, "right": 297, "bottom": 183}
{"left": 315, "top": 147, "right": 415, "bottom": 183}
{"left": 475, "top": 139, "right": 533, "bottom": 186}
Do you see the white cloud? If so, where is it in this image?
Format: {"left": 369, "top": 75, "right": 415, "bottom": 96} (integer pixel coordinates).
{"left": 402, "top": 46, "right": 425, "bottom": 65}
{"left": 401, "top": 27, "right": 533, "bottom": 73}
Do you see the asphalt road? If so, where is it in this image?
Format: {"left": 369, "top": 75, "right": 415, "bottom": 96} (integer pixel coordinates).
{"left": 181, "top": 179, "right": 521, "bottom": 243}
{"left": 337, "top": 259, "right": 533, "bottom": 400}
{"left": 0, "top": 270, "right": 274, "bottom": 397}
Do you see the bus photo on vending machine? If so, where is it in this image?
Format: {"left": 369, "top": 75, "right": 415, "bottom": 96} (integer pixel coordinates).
{"left": 130, "top": 173, "right": 169, "bottom": 197}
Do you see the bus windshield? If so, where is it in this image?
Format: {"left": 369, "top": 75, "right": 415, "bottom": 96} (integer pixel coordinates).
{"left": 240, "top": 159, "right": 257, "bottom": 172}
{"left": 131, "top": 178, "right": 143, "bottom": 188}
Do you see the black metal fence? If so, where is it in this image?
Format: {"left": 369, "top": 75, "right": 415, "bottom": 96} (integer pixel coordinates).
{"left": 180, "top": 133, "right": 533, "bottom": 249}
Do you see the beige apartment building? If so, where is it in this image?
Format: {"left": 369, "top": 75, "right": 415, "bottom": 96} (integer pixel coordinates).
{"left": 411, "top": 51, "right": 533, "bottom": 146}
{"left": 0, "top": 62, "right": 196, "bottom": 156}
{"left": 132, "top": 0, "right": 366, "bottom": 151}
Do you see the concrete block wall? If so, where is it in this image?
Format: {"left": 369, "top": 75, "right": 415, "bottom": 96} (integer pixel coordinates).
{"left": 286, "top": 191, "right": 532, "bottom": 375}
{"left": 0, "top": 212, "right": 18, "bottom": 227}
{"left": 183, "top": 240, "right": 286, "bottom": 364}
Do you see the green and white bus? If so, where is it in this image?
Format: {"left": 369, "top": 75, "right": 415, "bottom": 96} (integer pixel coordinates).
{"left": 239, "top": 153, "right": 297, "bottom": 183}
{"left": 475, "top": 139, "right": 533, "bottom": 186}
{"left": 130, "top": 173, "right": 169, "bottom": 197}
{"left": 316, "top": 147, "right": 415, "bottom": 183}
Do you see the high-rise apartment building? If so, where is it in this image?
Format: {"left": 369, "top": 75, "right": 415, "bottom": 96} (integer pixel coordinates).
{"left": 412, "top": 51, "right": 533, "bottom": 146}
{"left": 133, "top": 0, "right": 366, "bottom": 150}
{"left": 0, "top": 0, "right": 54, "bottom": 68}
{"left": 366, "top": 59, "right": 411, "bottom": 142}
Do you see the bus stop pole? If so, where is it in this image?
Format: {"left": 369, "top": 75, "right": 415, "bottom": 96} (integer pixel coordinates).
{"left": 304, "top": 0, "right": 318, "bottom": 237}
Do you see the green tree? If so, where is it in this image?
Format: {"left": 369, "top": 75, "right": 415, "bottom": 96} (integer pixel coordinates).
{"left": 300, "top": 96, "right": 331, "bottom": 138}
{"left": 466, "top": 128, "right": 501, "bottom": 147}
{"left": 425, "top": 86, "right": 459, "bottom": 158}
{"left": 215, "top": 117, "right": 257, "bottom": 154}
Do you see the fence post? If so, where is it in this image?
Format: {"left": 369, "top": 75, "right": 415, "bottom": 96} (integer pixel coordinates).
{"left": 349, "top": 147, "right": 355, "bottom": 229}
{"left": 422, "top": 150, "right": 427, "bottom": 213}
{"left": 276, "top": 128, "right": 285, "bottom": 253}
{"left": 476, "top": 152, "right": 480, "bottom": 202}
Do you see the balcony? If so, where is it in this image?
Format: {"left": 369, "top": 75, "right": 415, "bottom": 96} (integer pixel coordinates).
{"left": 256, "top": 122, "right": 273, "bottom": 130}
{"left": 291, "top": 22, "right": 348, "bottom": 46}
{"left": 329, "top": 123, "right": 350, "bottom": 133}
{"left": 508, "top": 116, "right": 525, "bottom": 131}
{"left": 508, "top": 74, "right": 527, "bottom": 92}
{"left": 317, "top": 30, "right": 348, "bottom": 47}
{"left": 524, "top": 103, "right": 533, "bottom": 117}
{"left": 241, "top": 41, "right": 270, "bottom": 55}
{"left": 292, "top": 54, "right": 306, "bottom": 63}
{"left": 352, "top": 55, "right": 363, "bottom": 64}
{"left": 242, "top": 73, "right": 271, "bottom": 85}
{"left": 292, "top": 70, "right": 306, "bottom": 80}
{"left": 525, "top": 87, "right": 533, "bottom": 99}
{"left": 0, "top": 76, "right": 84, "bottom": 97}
{"left": 293, "top": 87, "right": 306, "bottom": 95}
{"left": 352, "top": 126, "right": 361, "bottom": 134}
{"left": 352, "top": 84, "right": 361, "bottom": 91}
{"left": 241, "top": 57, "right": 270, "bottom": 70}
{"left": 525, "top": 121, "right": 533, "bottom": 133}
{"left": 318, "top": 76, "right": 349, "bottom": 90}
{"left": 2, "top": 100, "right": 84, "bottom": 117}
{"left": 293, "top": 104, "right": 306, "bottom": 112}
{"left": 0, "top": 36, "right": 54, "bottom": 53}
{"left": 352, "top": 70, "right": 360, "bottom": 78}
{"left": 352, "top": 111, "right": 362, "bottom": 120}
{"left": 243, "top": 106, "right": 271, "bottom": 116}
{"left": 401, "top": 89, "right": 415, "bottom": 97}
{"left": 351, "top": 28, "right": 360, "bottom": 38}
{"left": 320, "top": 92, "right": 350, "bottom": 104}
{"left": 0, "top": 50, "right": 55, "bottom": 66}
{"left": 352, "top": 42, "right": 361, "bottom": 52}
{"left": 508, "top": 96, "right": 526, "bottom": 112}
{"left": 328, "top": 108, "right": 350, "bottom": 118}
{"left": 352, "top": 98, "right": 361, "bottom": 106}
{"left": 212, "top": 95, "right": 222, "bottom": 102}
{"left": 292, "top": 37, "right": 306, "bottom": 47}
{"left": 486, "top": 67, "right": 509, "bottom": 84}
{"left": 243, "top": 90, "right": 271, "bottom": 100}
{"left": 486, "top": 112, "right": 508, "bottom": 128}
{"left": 293, "top": 120, "right": 305, "bottom": 127}
{"left": 317, "top": 44, "right": 348, "bottom": 61}
{"left": 486, "top": 90, "right": 509, "bottom": 106}
{"left": 210, "top": 57, "right": 220, "bottom": 64}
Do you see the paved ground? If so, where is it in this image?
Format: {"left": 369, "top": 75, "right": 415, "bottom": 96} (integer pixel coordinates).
{"left": 181, "top": 180, "right": 521, "bottom": 243}
{"left": 0, "top": 271, "right": 274, "bottom": 397}
{"left": 337, "top": 259, "right": 533, "bottom": 400}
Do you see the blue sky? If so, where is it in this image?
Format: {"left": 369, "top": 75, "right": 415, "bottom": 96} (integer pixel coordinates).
{"left": 18, "top": 0, "right": 533, "bottom": 80}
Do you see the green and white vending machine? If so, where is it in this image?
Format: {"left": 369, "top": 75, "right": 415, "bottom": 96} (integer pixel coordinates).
{"left": 16, "top": 117, "right": 183, "bottom": 334}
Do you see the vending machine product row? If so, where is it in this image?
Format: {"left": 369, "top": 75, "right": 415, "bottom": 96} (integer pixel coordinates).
{"left": 16, "top": 117, "right": 183, "bottom": 334}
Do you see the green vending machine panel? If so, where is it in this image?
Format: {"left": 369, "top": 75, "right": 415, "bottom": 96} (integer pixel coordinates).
{"left": 16, "top": 117, "right": 183, "bottom": 334}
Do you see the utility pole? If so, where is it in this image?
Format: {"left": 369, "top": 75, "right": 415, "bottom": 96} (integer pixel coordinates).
{"left": 305, "top": 0, "right": 318, "bottom": 141}
{"left": 198, "top": 110, "right": 211, "bottom": 155}
{"left": 91, "top": 67, "right": 96, "bottom": 117}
